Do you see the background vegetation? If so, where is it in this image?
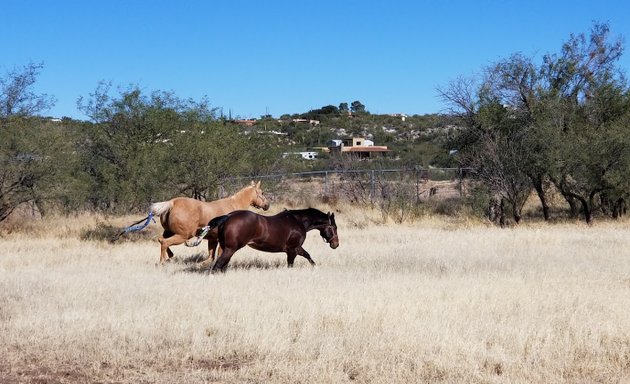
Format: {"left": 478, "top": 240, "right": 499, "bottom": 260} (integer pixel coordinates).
{"left": 1, "top": 23, "right": 629, "bottom": 225}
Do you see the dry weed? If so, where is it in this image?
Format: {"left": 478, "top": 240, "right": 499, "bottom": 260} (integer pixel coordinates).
{"left": 1, "top": 212, "right": 630, "bottom": 383}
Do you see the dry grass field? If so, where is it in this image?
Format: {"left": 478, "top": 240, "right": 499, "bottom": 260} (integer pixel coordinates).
{"left": 1, "top": 207, "right": 630, "bottom": 383}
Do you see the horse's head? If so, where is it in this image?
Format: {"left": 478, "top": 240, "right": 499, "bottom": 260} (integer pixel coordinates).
{"left": 319, "top": 212, "right": 339, "bottom": 249}
{"left": 249, "top": 181, "right": 270, "bottom": 211}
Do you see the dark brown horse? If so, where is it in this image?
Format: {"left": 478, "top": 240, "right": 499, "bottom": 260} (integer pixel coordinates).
{"left": 205, "top": 208, "right": 339, "bottom": 271}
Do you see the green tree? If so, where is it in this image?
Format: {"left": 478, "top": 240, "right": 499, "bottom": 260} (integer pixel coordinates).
{"left": 1, "top": 118, "right": 57, "bottom": 220}
{"left": 540, "top": 23, "right": 629, "bottom": 223}
{"left": 77, "top": 83, "right": 214, "bottom": 210}
{"left": 0, "top": 62, "right": 56, "bottom": 117}
{"left": 439, "top": 22, "right": 630, "bottom": 224}
{"left": 0, "top": 63, "right": 61, "bottom": 222}
{"left": 164, "top": 121, "right": 274, "bottom": 200}
{"left": 439, "top": 78, "right": 534, "bottom": 223}
{"left": 77, "top": 82, "right": 283, "bottom": 211}
{"left": 350, "top": 100, "right": 367, "bottom": 114}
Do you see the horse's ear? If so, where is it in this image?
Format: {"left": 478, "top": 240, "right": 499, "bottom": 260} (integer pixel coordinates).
{"left": 250, "top": 180, "right": 255, "bottom": 187}
{"left": 256, "top": 181, "right": 261, "bottom": 188}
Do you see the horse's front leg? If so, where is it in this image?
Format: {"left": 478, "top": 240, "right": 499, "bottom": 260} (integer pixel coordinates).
{"left": 297, "top": 246, "right": 316, "bottom": 266}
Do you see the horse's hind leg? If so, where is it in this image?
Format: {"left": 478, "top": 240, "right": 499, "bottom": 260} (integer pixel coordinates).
{"left": 158, "top": 233, "right": 188, "bottom": 266}
{"left": 214, "top": 245, "right": 223, "bottom": 261}
{"left": 212, "top": 248, "right": 236, "bottom": 272}
{"left": 296, "top": 247, "right": 316, "bottom": 266}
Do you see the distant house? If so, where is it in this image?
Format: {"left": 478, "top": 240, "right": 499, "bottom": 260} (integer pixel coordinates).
{"left": 266, "top": 130, "right": 288, "bottom": 136}
{"left": 291, "top": 119, "right": 320, "bottom": 126}
{"left": 233, "top": 119, "right": 257, "bottom": 127}
{"left": 324, "top": 137, "right": 389, "bottom": 159}
{"left": 388, "top": 113, "right": 408, "bottom": 121}
{"left": 282, "top": 151, "right": 318, "bottom": 160}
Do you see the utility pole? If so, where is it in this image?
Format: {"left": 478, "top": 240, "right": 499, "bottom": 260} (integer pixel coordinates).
{"left": 264, "top": 106, "right": 269, "bottom": 131}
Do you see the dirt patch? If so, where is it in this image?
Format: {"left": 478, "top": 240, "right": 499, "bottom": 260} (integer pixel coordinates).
{"left": 0, "top": 364, "right": 90, "bottom": 384}
{"left": 0, "top": 357, "right": 253, "bottom": 384}
{"left": 189, "top": 357, "right": 248, "bottom": 371}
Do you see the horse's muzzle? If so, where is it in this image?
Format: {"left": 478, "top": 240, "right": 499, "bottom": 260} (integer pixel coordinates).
{"left": 329, "top": 238, "right": 339, "bottom": 249}
{"left": 254, "top": 202, "right": 270, "bottom": 211}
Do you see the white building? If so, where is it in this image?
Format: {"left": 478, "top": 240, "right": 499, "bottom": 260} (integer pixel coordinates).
{"left": 282, "top": 151, "right": 318, "bottom": 160}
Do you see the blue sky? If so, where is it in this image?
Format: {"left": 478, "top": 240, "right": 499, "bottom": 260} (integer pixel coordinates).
{"left": 3, "top": 0, "right": 630, "bottom": 120}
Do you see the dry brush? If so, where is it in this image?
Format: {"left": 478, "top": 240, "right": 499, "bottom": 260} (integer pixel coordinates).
{"left": 1, "top": 211, "right": 629, "bottom": 383}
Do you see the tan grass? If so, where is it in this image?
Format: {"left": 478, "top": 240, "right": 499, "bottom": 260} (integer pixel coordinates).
{"left": 1, "top": 211, "right": 630, "bottom": 383}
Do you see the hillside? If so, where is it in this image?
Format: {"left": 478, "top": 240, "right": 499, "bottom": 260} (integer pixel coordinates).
{"left": 230, "top": 104, "right": 460, "bottom": 169}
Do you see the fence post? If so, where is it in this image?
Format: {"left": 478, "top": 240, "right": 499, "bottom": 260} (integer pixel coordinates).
{"left": 415, "top": 168, "right": 420, "bottom": 203}
{"left": 324, "top": 171, "right": 328, "bottom": 195}
{"left": 370, "top": 170, "right": 375, "bottom": 205}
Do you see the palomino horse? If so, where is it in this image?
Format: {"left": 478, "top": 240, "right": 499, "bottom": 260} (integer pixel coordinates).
{"left": 117, "top": 181, "right": 269, "bottom": 265}
{"left": 204, "top": 208, "right": 339, "bottom": 271}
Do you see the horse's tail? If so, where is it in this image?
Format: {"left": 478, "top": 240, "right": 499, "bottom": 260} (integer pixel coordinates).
{"left": 185, "top": 214, "right": 230, "bottom": 247}
{"left": 150, "top": 200, "right": 173, "bottom": 217}
{"left": 207, "top": 214, "right": 230, "bottom": 230}
{"left": 111, "top": 211, "right": 156, "bottom": 242}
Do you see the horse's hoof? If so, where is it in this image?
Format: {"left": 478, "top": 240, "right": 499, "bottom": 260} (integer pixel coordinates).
{"left": 196, "top": 263, "right": 208, "bottom": 270}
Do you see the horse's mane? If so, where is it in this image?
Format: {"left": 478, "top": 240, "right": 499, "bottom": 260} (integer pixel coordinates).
{"left": 285, "top": 207, "right": 323, "bottom": 215}
{"left": 284, "top": 207, "right": 329, "bottom": 224}
{"left": 229, "top": 184, "right": 259, "bottom": 203}
{"left": 234, "top": 184, "right": 254, "bottom": 194}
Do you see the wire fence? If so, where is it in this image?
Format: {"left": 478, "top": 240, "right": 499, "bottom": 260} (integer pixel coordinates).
{"left": 217, "top": 168, "right": 476, "bottom": 206}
